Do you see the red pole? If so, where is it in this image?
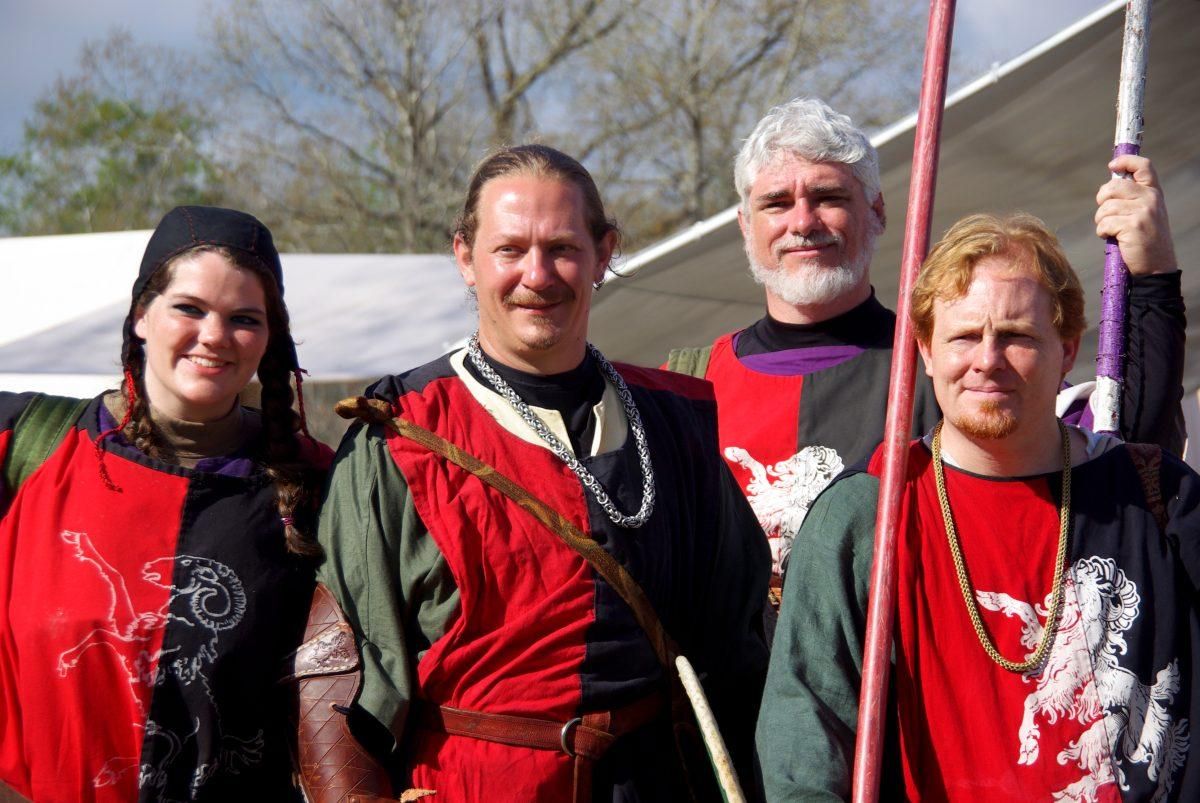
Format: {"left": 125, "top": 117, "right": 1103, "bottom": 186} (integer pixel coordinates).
{"left": 851, "top": 2, "right": 955, "bottom": 801}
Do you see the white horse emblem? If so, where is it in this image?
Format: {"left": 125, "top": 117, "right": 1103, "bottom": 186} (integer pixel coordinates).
{"left": 723, "top": 445, "right": 843, "bottom": 571}
{"left": 977, "top": 556, "right": 1188, "bottom": 801}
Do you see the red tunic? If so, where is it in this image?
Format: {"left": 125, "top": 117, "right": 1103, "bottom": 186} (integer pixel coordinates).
{"left": 2, "top": 425, "right": 186, "bottom": 800}
{"left": 704, "top": 334, "right": 805, "bottom": 573}
{"left": 884, "top": 446, "right": 1122, "bottom": 802}
{"left": 388, "top": 375, "right": 596, "bottom": 800}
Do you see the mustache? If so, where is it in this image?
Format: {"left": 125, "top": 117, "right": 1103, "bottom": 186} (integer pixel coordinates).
{"left": 772, "top": 232, "right": 842, "bottom": 258}
{"left": 503, "top": 287, "right": 575, "bottom": 307}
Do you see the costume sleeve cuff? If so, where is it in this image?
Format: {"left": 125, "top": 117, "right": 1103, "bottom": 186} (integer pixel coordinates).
{"left": 1129, "top": 270, "right": 1182, "bottom": 300}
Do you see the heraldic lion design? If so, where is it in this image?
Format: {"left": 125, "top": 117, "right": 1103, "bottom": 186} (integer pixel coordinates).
{"left": 977, "top": 555, "right": 1189, "bottom": 801}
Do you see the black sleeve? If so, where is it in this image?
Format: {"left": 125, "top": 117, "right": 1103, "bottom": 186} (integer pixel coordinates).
{"left": 696, "top": 461, "right": 771, "bottom": 802}
{"left": 1122, "top": 271, "right": 1186, "bottom": 456}
{"left": 1161, "top": 452, "right": 1200, "bottom": 595}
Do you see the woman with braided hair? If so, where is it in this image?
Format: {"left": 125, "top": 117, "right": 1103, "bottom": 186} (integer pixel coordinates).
{"left": 0, "top": 206, "right": 331, "bottom": 802}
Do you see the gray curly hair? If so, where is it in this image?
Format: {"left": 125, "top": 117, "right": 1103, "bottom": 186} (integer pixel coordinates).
{"left": 735, "top": 98, "right": 881, "bottom": 214}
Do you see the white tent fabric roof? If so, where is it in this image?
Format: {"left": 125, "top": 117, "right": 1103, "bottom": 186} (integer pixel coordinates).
{"left": 0, "top": 249, "right": 473, "bottom": 393}
{"left": 591, "top": 0, "right": 1200, "bottom": 395}
{"left": 0, "top": 230, "right": 152, "bottom": 348}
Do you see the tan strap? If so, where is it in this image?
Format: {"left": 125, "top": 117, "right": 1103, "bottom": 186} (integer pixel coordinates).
{"left": 336, "top": 396, "right": 681, "bottom": 672}
{"left": 346, "top": 793, "right": 433, "bottom": 803}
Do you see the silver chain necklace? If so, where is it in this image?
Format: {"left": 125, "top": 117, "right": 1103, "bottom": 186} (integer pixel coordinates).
{"left": 466, "top": 332, "right": 656, "bottom": 529}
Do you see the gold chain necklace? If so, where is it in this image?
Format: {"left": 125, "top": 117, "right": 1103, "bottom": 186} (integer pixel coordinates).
{"left": 931, "top": 419, "right": 1072, "bottom": 673}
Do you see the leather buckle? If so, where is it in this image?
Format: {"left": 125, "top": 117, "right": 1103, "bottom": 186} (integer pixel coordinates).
{"left": 559, "top": 717, "right": 583, "bottom": 757}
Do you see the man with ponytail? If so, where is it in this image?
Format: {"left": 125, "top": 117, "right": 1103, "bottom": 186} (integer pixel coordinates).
{"left": 309, "top": 145, "right": 770, "bottom": 802}
{"left": 0, "top": 206, "right": 330, "bottom": 802}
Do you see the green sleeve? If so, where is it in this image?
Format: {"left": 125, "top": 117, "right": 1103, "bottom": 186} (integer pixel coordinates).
{"left": 663, "top": 345, "right": 713, "bottom": 377}
{"left": 756, "top": 471, "right": 879, "bottom": 802}
{"left": 315, "top": 422, "right": 460, "bottom": 747}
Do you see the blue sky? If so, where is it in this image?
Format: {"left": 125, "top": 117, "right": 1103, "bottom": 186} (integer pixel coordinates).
{"left": 0, "top": 0, "right": 1113, "bottom": 151}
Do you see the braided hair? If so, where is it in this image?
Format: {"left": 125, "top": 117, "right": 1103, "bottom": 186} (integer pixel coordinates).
{"left": 116, "top": 245, "right": 322, "bottom": 557}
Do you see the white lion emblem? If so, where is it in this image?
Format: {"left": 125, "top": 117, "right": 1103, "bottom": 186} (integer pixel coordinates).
{"left": 977, "top": 556, "right": 1188, "bottom": 801}
{"left": 724, "top": 445, "right": 843, "bottom": 572}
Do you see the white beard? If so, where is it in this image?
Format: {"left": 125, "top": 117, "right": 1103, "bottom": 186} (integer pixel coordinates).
{"left": 746, "top": 228, "right": 876, "bottom": 307}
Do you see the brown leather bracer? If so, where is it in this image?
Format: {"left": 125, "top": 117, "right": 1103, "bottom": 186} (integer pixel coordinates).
{"left": 286, "top": 583, "right": 408, "bottom": 803}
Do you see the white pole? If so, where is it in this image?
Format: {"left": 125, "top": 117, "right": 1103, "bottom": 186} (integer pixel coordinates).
{"left": 675, "top": 655, "right": 745, "bottom": 803}
{"left": 1093, "top": 0, "right": 1152, "bottom": 433}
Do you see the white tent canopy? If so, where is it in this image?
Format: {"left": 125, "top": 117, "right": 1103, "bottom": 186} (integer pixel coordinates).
{"left": 0, "top": 243, "right": 474, "bottom": 395}
{"left": 0, "top": 230, "right": 150, "bottom": 348}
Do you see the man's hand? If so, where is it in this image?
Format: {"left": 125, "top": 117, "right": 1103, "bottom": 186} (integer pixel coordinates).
{"left": 1095, "top": 154, "right": 1177, "bottom": 275}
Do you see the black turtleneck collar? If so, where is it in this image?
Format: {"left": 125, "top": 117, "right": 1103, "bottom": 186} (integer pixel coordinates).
{"left": 735, "top": 290, "right": 896, "bottom": 357}
{"left": 464, "top": 348, "right": 606, "bottom": 456}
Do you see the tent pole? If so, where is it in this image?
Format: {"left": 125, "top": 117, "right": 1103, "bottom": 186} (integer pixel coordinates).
{"left": 850, "top": 2, "right": 955, "bottom": 800}
{"left": 1093, "top": 0, "right": 1152, "bottom": 434}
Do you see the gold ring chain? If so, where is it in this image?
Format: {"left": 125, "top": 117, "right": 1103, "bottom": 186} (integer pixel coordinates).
{"left": 931, "top": 419, "right": 1072, "bottom": 673}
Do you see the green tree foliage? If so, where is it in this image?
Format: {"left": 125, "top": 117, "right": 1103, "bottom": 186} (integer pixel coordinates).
{"left": 0, "top": 32, "right": 223, "bottom": 236}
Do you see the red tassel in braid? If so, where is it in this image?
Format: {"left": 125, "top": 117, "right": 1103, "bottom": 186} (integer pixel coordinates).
{"left": 293, "top": 368, "right": 315, "bottom": 443}
{"left": 94, "top": 369, "right": 136, "bottom": 492}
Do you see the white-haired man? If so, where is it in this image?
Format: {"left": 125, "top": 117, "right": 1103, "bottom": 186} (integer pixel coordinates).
{"left": 758, "top": 212, "right": 1200, "bottom": 800}
{"left": 667, "top": 98, "right": 1185, "bottom": 597}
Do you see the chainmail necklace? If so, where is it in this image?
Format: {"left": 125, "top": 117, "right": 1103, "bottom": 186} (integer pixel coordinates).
{"left": 466, "top": 332, "right": 656, "bottom": 529}
{"left": 932, "top": 419, "right": 1072, "bottom": 673}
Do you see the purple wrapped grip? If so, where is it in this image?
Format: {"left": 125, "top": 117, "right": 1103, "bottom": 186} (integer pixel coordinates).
{"left": 1095, "top": 142, "right": 1141, "bottom": 383}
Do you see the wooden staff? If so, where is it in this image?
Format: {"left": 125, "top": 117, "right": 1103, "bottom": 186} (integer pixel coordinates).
{"left": 676, "top": 656, "right": 745, "bottom": 803}
{"left": 1093, "top": 0, "right": 1152, "bottom": 434}
{"left": 851, "top": 2, "right": 956, "bottom": 801}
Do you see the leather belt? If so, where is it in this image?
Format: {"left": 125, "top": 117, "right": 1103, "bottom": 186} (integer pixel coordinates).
{"left": 418, "top": 692, "right": 665, "bottom": 760}
{"left": 417, "top": 693, "right": 665, "bottom": 803}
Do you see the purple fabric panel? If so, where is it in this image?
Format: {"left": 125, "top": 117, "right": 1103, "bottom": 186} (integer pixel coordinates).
{"left": 193, "top": 454, "right": 257, "bottom": 477}
{"left": 1060, "top": 396, "right": 1094, "bottom": 430}
{"left": 98, "top": 404, "right": 257, "bottom": 478}
{"left": 731, "top": 333, "right": 866, "bottom": 376}
{"left": 1096, "top": 142, "right": 1141, "bottom": 382}
{"left": 1057, "top": 378, "right": 1096, "bottom": 430}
